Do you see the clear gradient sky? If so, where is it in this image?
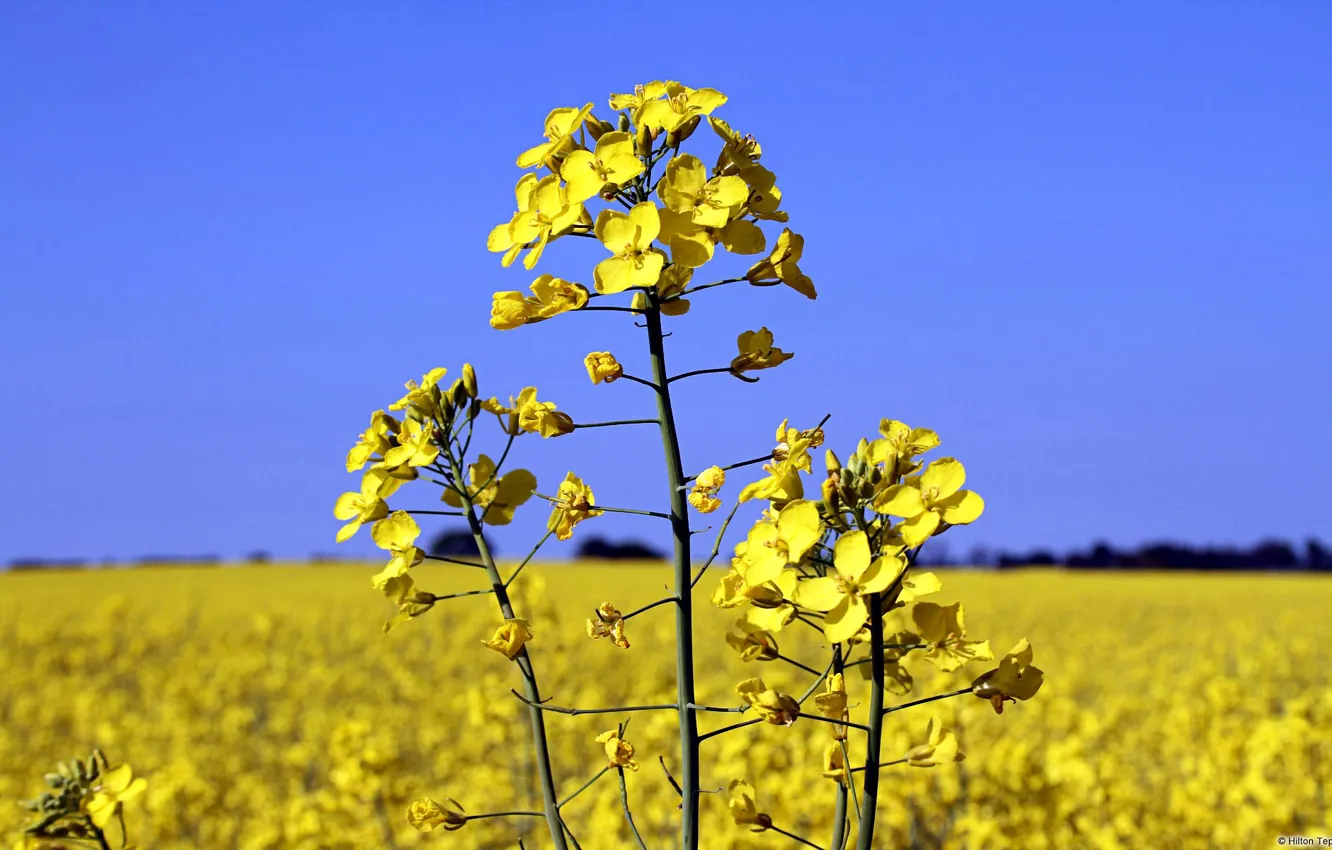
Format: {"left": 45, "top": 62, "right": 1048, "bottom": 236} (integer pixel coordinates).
{"left": 2, "top": 2, "right": 1329, "bottom": 564}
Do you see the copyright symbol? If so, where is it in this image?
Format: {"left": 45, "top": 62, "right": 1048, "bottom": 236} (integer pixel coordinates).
{"left": 1279, "top": 838, "right": 1287, "bottom": 846}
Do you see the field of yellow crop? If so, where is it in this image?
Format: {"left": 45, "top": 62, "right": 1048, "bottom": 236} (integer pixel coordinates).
{"left": 2, "top": 564, "right": 1329, "bottom": 849}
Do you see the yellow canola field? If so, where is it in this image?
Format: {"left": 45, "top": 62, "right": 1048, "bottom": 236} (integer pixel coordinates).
{"left": 2, "top": 564, "right": 1329, "bottom": 849}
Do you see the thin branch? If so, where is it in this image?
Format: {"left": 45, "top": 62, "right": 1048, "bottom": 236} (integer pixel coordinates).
{"left": 573, "top": 418, "right": 661, "bottom": 428}
{"left": 558, "top": 767, "right": 610, "bottom": 809}
{"left": 422, "top": 553, "right": 486, "bottom": 569}
{"left": 403, "top": 509, "right": 467, "bottom": 517}
{"left": 432, "top": 587, "right": 495, "bottom": 602}
{"left": 697, "top": 718, "right": 760, "bottom": 742}
{"left": 882, "top": 687, "right": 972, "bottom": 716}
{"left": 678, "top": 277, "right": 747, "bottom": 297}
{"left": 616, "top": 373, "right": 661, "bottom": 392}
{"left": 505, "top": 529, "right": 555, "bottom": 588}
{"left": 616, "top": 768, "right": 649, "bottom": 849}
{"left": 682, "top": 453, "right": 773, "bottom": 485}
{"left": 621, "top": 596, "right": 674, "bottom": 622}
{"left": 691, "top": 500, "right": 743, "bottom": 588}
{"left": 510, "top": 690, "right": 676, "bottom": 716}
{"left": 769, "top": 824, "right": 827, "bottom": 850}
{"left": 775, "top": 653, "right": 822, "bottom": 676}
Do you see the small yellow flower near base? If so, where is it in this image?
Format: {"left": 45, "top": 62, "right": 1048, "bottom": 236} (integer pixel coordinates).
{"left": 586, "top": 603, "right": 630, "bottom": 649}
{"left": 813, "top": 673, "right": 850, "bottom": 740}
{"left": 83, "top": 763, "right": 147, "bottom": 829}
{"left": 546, "top": 472, "right": 602, "bottom": 540}
{"left": 688, "top": 465, "right": 726, "bottom": 513}
{"left": 406, "top": 797, "right": 466, "bottom": 832}
{"left": 594, "top": 730, "right": 639, "bottom": 771}
{"left": 913, "top": 601, "right": 994, "bottom": 672}
{"left": 584, "top": 352, "right": 624, "bottom": 384}
{"left": 972, "top": 638, "right": 1045, "bottom": 714}
{"left": 906, "top": 715, "right": 965, "bottom": 766}
{"left": 746, "top": 228, "right": 816, "bottom": 299}
{"left": 735, "top": 678, "right": 800, "bottom": 726}
{"left": 822, "top": 742, "right": 849, "bottom": 786}
{"left": 483, "top": 618, "right": 534, "bottom": 660}
{"left": 730, "top": 327, "right": 793, "bottom": 375}
{"left": 726, "top": 779, "right": 772, "bottom": 832}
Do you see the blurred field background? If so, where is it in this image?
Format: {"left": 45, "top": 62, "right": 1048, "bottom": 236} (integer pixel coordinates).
{"left": 3, "top": 563, "right": 1328, "bottom": 849}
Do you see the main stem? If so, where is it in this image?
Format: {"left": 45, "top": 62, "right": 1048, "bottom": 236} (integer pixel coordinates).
{"left": 454, "top": 458, "right": 568, "bottom": 850}
{"left": 644, "top": 299, "right": 700, "bottom": 848}
{"left": 829, "top": 644, "right": 849, "bottom": 850}
{"left": 854, "top": 594, "right": 887, "bottom": 849}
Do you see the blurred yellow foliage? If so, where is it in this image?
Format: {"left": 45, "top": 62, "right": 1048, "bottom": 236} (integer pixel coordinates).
{"left": 3, "top": 564, "right": 1330, "bottom": 848}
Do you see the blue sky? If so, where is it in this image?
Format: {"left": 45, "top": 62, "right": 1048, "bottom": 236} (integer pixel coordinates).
{"left": 2, "top": 2, "right": 1328, "bottom": 563}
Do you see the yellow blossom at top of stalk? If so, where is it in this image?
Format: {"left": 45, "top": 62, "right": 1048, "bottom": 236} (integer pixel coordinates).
{"left": 747, "top": 228, "right": 816, "bottom": 299}
{"left": 874, "top": 458, "right": 985, "bottom": 547}
{"left": 406, "top": 797, "right": 467, "bottom": 832}
{"left": 482, "top": 618, "right": 533, "bottom": 659}
{"left": 636, "top": 82, "right": 728, "bottom": 133}
{"left": 333, "top": 468, "right": 391, "bottom": 542}
{"left": 546, "top": 472, "right": 602, "bottom": 540}
{"left": 731, "top": 327, "right": 793, "bottom": 375}
{"left": 584, "top": 352, "right": 623, "bottom": 384}
{"left": 906, "top": 715, "right": 965, "bottom": 767}
{"left": 440, "top": 454, "right": 536, "bottom": 526}
{"left": 609, "top": 81, "right": 670, "bottom": 111}
{"left": 490, "top": 275, "right": 590, "bottom": 330}
{"left": 346, "top": 410, "right": 401, "bottom": 472}
{"left": 488, "top": 174, "right": 585, "bottom": 270}
{"left": 912, "top": 601, "right": 994, "bottom": 672}
{"left": 796, "top": 530, "right": 908, "bottom": 643}
{"left": 593, "top": 203, "right": 664, "bottom": 294}
{"left": 586, "top": 602, "right": 629, "bottom": 648}
{"left": 735, "top": 678, "right": 800, "bottom": 726}
{"left": 560, "top": 131, "right": 644, "bottom": 203}
{"left": 972, "top": 638, "right": 1044, "bottom": 714}
{"left": 869, "top": 419, "right": 941, "bottom": 479}
{"left": 82, "top": 762, "right": 147, "bottom": 829}
{"left": 382, "top": 417, "right": 439, "bottom": 469}
{"left": 388, "top": 367, "right": 447, "bottom": 418}
{"left": 594, "top": 729, "right": 639, "bottom": 771}
{"left": 516, "top": 103, "right": 595, "bottom": 168}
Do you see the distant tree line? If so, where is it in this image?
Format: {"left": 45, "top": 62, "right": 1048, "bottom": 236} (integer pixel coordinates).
{"left": 8, "top": 536, "right": 1327, "bottom": 572}
{"left": 970, "top": 537, "right": 1330, "bottom": 572}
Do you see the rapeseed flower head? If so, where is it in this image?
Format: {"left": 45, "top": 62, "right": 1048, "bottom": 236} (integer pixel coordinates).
{"left": 726, "top": 779, "right": 772, "bottom": 832}
{"left": 594, "top": 729, "right": 639, "bottom": 771}
{"left": 972, "top": 639, "right": 1045, "bottom": 714}
{"left": 906, "top": 715, "right": 965, "bottom": 767}
{"left": 688, "top": 465, "right": 726, "bottom": 513}
{"left": 490, "top": 275, "right": 590, "bottom": 330}
{"left": 561, "top": 131, "right": 643, "bottom": 203}
{"left": 82, "top": 763, "right": 147, "bottom": 829}
{"left": 593, "top": 203, "right": 664, "bottom": 294}
{"left": 546, "top": 472, "right": 601, "bottom": 540}
{"left": 736, "top": 678, "right": 800, "bottom": 726}
{"left": 406, "top": 797, "right": 466, "bottom": 832}
{"left": 746, "top": 228, "right": 815, "bottom": 299}
{"left": 483, "top": 618, "right": 534, "bottom": 660}
{"left": 730, "top": 327, "right": 794, "bottom": 375}
{"left": 586, "top": 603, "right": 629, "bottom": 649}
{"left": 875, "top": 457, "right": 985, "bottom": 546}
{"left": 912, "top": 601, "right": 994, "bottom": 672}
{"left": 796, "top": 530, "right": 907, "bottom": 643}
{"left": 516, "top": 103, "right": 595, "bottom": 168}
{"left": 584, "top": 351, "right": 623, "bottom": 384}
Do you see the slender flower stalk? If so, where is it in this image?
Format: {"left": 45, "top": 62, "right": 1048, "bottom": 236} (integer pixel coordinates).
{"left": 855, "top": 594, "right": 887, "bottom": 850}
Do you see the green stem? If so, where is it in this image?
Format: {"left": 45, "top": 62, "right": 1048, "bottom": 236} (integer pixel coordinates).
{"left": 617, "top": 768, "right": 649, "bottom": 849}
{"left": 829, "top": 645, "right": 848, "bottom": 850}
{"left": 854, "top": 594, "right": 887, "bottom": 850}
{"left": 645, "top": 296, "right": 700, "bottom": 849}
{"left": 883, "top": 687, "right": 973, "bottom": 716}
{"left": 558, "top": 766, "right": 610, "bottom": 808}
{"left": 510, "top": 692, "right": 676, "bottom": 716}
{"left": 574, "top": 418, "right": 660, "bottom": 428}
{"left": 450, "top": 455, "right": 567, "bottom": 850}
{"left": 667, "top": 367, "right": 736, "bottom": 384}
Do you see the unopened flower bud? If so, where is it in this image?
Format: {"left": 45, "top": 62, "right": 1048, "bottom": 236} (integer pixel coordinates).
{"left": 617, "top": 111, "right": 632, "bottom": 133}
{"left": 462, "top": 363, "right": 477, "bottom": 399}
{"left": 825, "top": 449, "right": 842, "bottom": 474}
{"left": 667, "top": 114, "right": 701, "bottom": 147}
{"left": 636, "top": 122, "right": 653, "bottom": 157}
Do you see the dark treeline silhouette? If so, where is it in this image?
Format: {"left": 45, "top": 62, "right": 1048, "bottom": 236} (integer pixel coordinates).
{"left": 430, "top": 529, "right": 495, "bottom": 558}
{"left": 982, "top": 537, "right": 1329, "bottom": 572}
{"left": 575, "top": 536, "right": 667, "bottom": 560}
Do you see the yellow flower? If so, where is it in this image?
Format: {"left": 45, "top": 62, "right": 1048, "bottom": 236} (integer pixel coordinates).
{"left": 822, "top": 742, "right": 848, "bottom": 785}
{"left": 906, "top": 715, "right": 965, "bottom": 767}
{"left": 737, "top": 500, "right": 821, "bottom": 585}
{"left": 561, "top": 131, "right": 644, "bottom": 203}
{"left": 637, "top": 82, "right": 727, "bottom": 133}
{"left": 381, "top": 574, "right": 437, "bottom": 632}
{"left": 726, "top": 779, "right": 772, "bottom": 832}
{"left": 609, "top": 81, "right": 669, "bottom": 111}
{"left": 546, "top": 472, "right": 602, "bottom": 540}
{"left": 737, "top": 460, "right": 804, "bottom": 506}
{"left": 725, "top": 619, "right": 779, "bottom": 662}
{"left": 746, "top": 228, "right": 816, "bottom": 299}
{"left": 659, "top": 154, "right": 748, "bottom": 228}
{"left": 874, "top": 458, "right": 985, "bottom": 547}
{"left": 346, "top": 410, "right": 401, "bottom": 472}
{"left": 490, "top": 275, "right": 591, "bottom": 330}
{"left": 382, "top": 417, "right": 439, "bottom": 469}
{"left": 517, "top": 391, "right": 575, "bottom": 438}
{"left": 586, "top": 602, "right": 629, "bottom": 649}
{"left": 406, "top": 797, "right": 466, "bottom": 832}
{"left": 488, "top": 174, "right": 585, "bottom": 270}
{"left": 688, "top": 465, "right": 725, "bottom": 514}
{"left": 363, "top": 460, "right": 417, "bottom": 498}
{"left": 483, "top": 618, "right": 534, "bottom": 659}
{"left": 594, "top": 729, "right": 639, "bottom": 771}
{"left": 516, "top": 103, "right": 595, "bottom": 168}
{"left": 83, "top": 763, "right": 147, "bottom": 829}
{"left": 912, "top": 601, "right": 994, "bottom": 672}
{"left": 868, "top": 419, "right": 940, "bottom": 479}
{"left": 730, "top": 327, "right": 794, "bottom": 375}
{"left": 773, "top": 419, "right": 825, "bottom": 473}
{"left": 813, "top": 673, "right": 849, "bottom": 740}
{"left": 896, "top": 570, "right": 943, "bottom": 605}
{"left": 796, "top": 530, "right": 907, "bottom": 644}
{"left": 369, "top": 511, "right": 425, "bottom": 591}
{"left": 735, "top": 677, "right": 800, "bottom": 726}
{"left": 440, "top": 454, "right": 536, "bottom": 526}
{"left": 388, "top": 367, "right": 448, "bottom": 418}
{"left": 584, "top": 352, "right": 623, "bottom": 384}
{"left": 593, "top": 203, "right": 664, "bottom": 294}
{"left": 333, "top": 470, "right": 390, "bottom": 542}
{"left": 657, "top": 206, "right": 764, "bottom": 268}
{"left": 972, "top": 639, "right": 1045, "bottom": 714}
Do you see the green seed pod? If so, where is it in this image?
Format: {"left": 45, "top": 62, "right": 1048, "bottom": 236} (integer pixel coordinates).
{"left": 462, "top": 363, "right": 477, "bottom": 399}
{"left": 617, "top": 111, "right": 631, "bottom": 133}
